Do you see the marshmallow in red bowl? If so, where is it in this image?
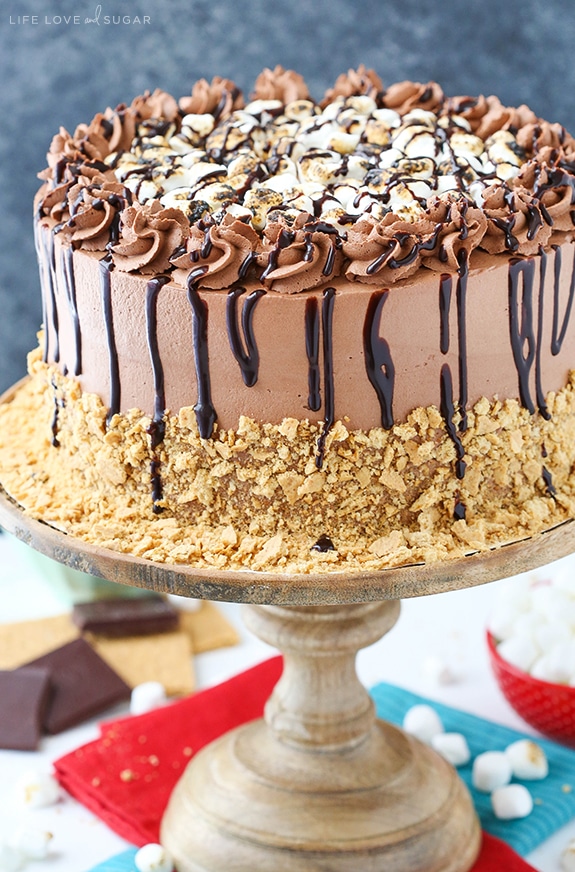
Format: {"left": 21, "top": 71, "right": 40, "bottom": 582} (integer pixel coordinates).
{"left": 487, "top": 565, "right": 575, "bottom": 744}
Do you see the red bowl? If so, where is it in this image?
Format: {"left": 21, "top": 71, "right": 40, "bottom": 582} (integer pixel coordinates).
{"left": 487, "top": 631, "right": 575, "bottom": 746}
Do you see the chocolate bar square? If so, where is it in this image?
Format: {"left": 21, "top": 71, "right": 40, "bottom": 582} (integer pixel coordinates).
{"left": 72, "top": 595, "right": 179, "bottom": 637}
{"left": 21, "top": 638, "right": 131, "bottom": 733}
{"left": 0, "top": 667, "right": 51, "bottom": 750}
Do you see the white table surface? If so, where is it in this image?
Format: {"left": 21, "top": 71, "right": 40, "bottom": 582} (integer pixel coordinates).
{"left": 0, "top": 531, "right": 574, "bottom": 872}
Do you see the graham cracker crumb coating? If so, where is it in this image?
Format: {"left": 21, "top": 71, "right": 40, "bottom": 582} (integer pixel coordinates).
{"left": 1, "top": 351, "right": 575, "bottom": 574}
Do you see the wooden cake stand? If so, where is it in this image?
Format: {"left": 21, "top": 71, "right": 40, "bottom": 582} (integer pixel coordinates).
{"left": 1, "top": 487, "right": 575, "bottom": 871}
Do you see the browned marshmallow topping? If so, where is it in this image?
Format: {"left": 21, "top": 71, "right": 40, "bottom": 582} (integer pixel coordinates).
{"left": 37, "top": 67, "right": 575, "bottom": 293}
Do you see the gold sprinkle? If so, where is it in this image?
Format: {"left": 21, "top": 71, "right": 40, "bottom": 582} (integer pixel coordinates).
{"left": 120, "top": 769, "right": 137, "bottom": 782}
{"left": 534, "top": 798, "right": 543, "bottom": 805}
{"left": 183, "top": 747, "right": 193, "bottom": 757}
{"left": 562, "top": 784, "right": 573, "bottom": 794}
{"left": 91, "top": 777, "right": 101, "bottom": 788}
{"left": 148, "top": 755, "right": 160, "bottom": 766}
{"left": 138, "top": 735, "right": 147, "bottom": 744}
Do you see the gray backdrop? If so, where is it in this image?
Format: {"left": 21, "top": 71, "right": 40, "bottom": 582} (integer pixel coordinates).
{"left": 2, "top": 0, "right": 574, "bottom": 390}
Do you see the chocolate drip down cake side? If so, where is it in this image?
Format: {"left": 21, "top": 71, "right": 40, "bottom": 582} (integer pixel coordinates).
{"left": 3, "top": 65, "right": 575, "bottom": 573}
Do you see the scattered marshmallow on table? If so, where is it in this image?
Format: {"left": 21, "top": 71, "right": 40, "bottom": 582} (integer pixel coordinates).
{"left": 505, "top": 739, "right": 548, "bottom": 780}
{"left": 402, "top": 705, "right": 444, "bottom": 744}
{"left": 0, "top": 843, "right": 23, "bottom": 872}
{"left": 422, "top": 654, "right": 461, "bottom": 686}
{"left": 135, "top": 843, "right": 173, "bottom": 872}
{"left": 472, "top": 751, "right": 512, "bottom": 792}
{"left": 562, "top": 838, "right": 575, "bottom": 871}
{"left": 491, "top": 784, "right": 533, "bottom": 820}
{"left": 10, "top": 826, "right": 52, "bottom": 860}
{"left": 431, "top": 732, "right": 471, "bottom": 767}
{"left": 14, "top": 770, "right": 60, "bottom": 809}
{"left": 130, "top": 681, "right": 168, "bottom": 716}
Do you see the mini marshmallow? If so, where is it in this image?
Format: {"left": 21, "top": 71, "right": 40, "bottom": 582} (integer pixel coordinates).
{"left": 14, "top": 770, "right": 60, "bottom": 809}
{"left": 561, "top": 838, "right": 575, "bottom": 872}
{"left": 529, "top": 653, "right": 556, "bottom": 683}
{"left": 489, "top": 577, "right": 533, "bottom": 639}
{"left": 531, "top": 641, "right": 575, "bottom": 684}
{"left": 487, "top": 603, "right": 520, "bottom": 641}
{"left": 553, "top": 567, "right": 575, "bottom": 599}
{"left": 130, "top": 681, "right": 168, "bottom": 716}
{"left": 10, "top": 826, "right": 52, "bottom": 860}
{"left": 533, "top": 586, "right": 575, "bottom": 627}
{"left": 431, "top": 732, "right": 471, "bottom": 767}
{"left": 534, "top": 619, "right": 571, "bottom": 654}
{"left": 0, "top": 844, "right": 23, "bottom": 872}
{"left": 472, "top": 751, "right": 512, "bottom": 793}
{"left": 491, "top": 784, "right": 533, "bottom": 820}
{"left": 402, "top": 705, "right": 444, "bottom": 744}
{"left": 496, "top": 635, "right": 539, "bottom": 673}
{"left": 134, "top": 843, "right": 173, "bottom": 872}
{"left": 505, "top": 739, "right": 549, "bottom": 780}
{"left": 512, "top": 610, "right": 541, "bottom": 637}
{"left": 422, "top": 654, "right": 461, "bottom": 686}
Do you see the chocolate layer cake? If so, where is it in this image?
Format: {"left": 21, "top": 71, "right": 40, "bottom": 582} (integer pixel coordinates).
{"left": 2, "top": 66, "right": 575, "bottom": 572}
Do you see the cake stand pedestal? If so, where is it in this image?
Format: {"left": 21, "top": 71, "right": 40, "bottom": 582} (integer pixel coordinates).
{"left": 163, "top": 599, "right": 479, "bottom": 872}
{"left": 2, "top": 486, "right": 575, "bottom": 871}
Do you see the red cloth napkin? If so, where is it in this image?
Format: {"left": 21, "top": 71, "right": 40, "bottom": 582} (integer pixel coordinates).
{"left": 54, "top": 656, "right": 536, "bottom": 871}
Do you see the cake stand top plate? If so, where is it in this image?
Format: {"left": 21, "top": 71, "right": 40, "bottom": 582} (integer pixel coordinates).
{"left": 1, "top": 484, "right": 574, "bottom": 605}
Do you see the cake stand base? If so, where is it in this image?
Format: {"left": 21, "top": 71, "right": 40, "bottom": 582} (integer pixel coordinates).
{"left": 161, "top": 602, "right": 481, "bottom": 872}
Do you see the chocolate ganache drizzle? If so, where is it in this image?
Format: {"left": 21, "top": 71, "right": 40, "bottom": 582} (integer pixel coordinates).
{"left": 552, "top": 245, "right": 575, "bottom": 357}
{"left": 438, "top": 251, "right": 469, "bottom": 490}
{"left": 315, "top": 287, "right": 336, "bottom": 468}
{"left": 506, "top": 242, "right": 575, "bottom": 495}
{"left": 187, "top": 267, "right": 217, "bottom": 439}
{"left": 61, "top": 245, "right": 82, "bottom": 376}
{"left": 508, "top": 258, "right": 540, "bottom": 415}
{"left": 145, "top": 275, "right": 172, "bottom": 513}
{"left": 363, "top": 290, "right": 395, "bottom": 429}
{"left": 304, "top": 297, "right": 322, "bottom": 412}
{"left": 35, "top": 220, "right": 60, "bottom": 366}
{"left": 226, "top": 287, "right": 266, "bottom": 386}
{"left": 98, "top": 254, "right": 120, "bottom": 427}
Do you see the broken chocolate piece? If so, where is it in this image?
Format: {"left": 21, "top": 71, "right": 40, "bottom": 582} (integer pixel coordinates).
{"left": 311, "top": 534, "right": 335, "bottom": 552}
{"left": 72, "top": 595, "right": 179, "bottom": 637}
{"left": 21, "top": 638, "right": 131, "bottom": 733}
{"left": 0, "top": 667, "right": 51, "bottom": 750}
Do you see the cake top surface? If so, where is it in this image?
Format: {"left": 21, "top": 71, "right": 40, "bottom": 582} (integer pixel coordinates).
{"left": 38, "top": 66, "right": 575, "bottom": 291}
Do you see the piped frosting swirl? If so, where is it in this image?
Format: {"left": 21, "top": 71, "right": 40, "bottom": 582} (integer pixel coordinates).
{"left": 36, "top": 68, "right": 575, "bottom": 289}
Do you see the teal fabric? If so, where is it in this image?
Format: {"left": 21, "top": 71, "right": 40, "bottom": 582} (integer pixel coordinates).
{"left": 85, "top": 849, "right": 137, "bottom": 871}
{"left": 371, "top": 682, "right": 575, "bottom": 857}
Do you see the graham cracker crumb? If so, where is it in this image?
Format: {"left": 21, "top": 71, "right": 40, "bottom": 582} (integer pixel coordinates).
{"left": 1, "top": 361, "right": 575, "bottom": 574}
